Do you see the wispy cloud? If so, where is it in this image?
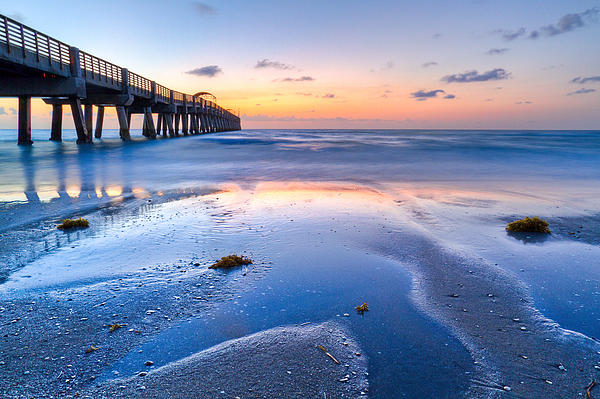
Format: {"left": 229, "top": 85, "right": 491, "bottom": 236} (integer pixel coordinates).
{"left": 275, "top": 76, "right": 315, "bottom": 82}
{"left": 499, "top": 28, "right": 526, "bottom": 41}
{"left": 567, "top": 88, "right": 596, "bottom": 96}
{"left": 193, "top": 2, "right": 216, "bottom": 15}
{"left": 571, "top": 76, "right": 600, "bottom": 84}
{"left": 381, "top": 89, "right": 392, "bottom": 98}
{"left": 486, "top": 48, "right": 509, "bottom": 55}
{"left": 537, "top": 8, "right": 598, "bottom": 37}
{"left": 255, "top": 59, "right": 294, "bottom": 70}
{"left": 186, "top": 65, "right": 222, "bottom": 77}
{"left": 322, "top": 93, "right": 335, "bottom": 99}
{"left": 515, "top": 101, "right": 533, "bottom": 104}
{"left": 432, "top": 33, "right": 443, "bottom": 39}
{"left": 422, "top": 61, "right": 438, "bottom": 68}
{"left": 497, "top": 8, "right": 598, "bottom": 41}
{"left": 442, "top": 68, "right": 511, "bottom": 83}
{"left": 295, "top": 92, "right": 313, "bottom": 96}
{"left": 0, "top": 107, "right": 7, "bottom": 116}
{"left": 411, "top": 89, "right": 445, "bottom": 100}
{"left": 410, "top": 89, "right": 455, "bottom": 101}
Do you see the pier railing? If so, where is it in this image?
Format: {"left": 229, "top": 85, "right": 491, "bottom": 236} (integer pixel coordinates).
{"left": 80, "top": 50, "right": 122, "bottom": 89}
{"left": 1, "top": 15, "right": 70, "bottom": 72}
{"left": 128, "top": 71, "right": 152, "bottom": 97}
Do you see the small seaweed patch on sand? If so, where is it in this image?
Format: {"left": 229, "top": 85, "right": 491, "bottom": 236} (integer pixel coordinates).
{"left": 57, "top": 218, "right": 90, "bottom": 230}
{"left": 355, "top": 302, "right": 369, "bottom": 314}
{"left": 506, "top": 217, "right": 550, "bottom": 233}
{"left": 209, "top": 255, "right": 253, "bottom": 269}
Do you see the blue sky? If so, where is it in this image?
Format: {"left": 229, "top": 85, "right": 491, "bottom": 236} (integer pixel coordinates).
{"left": 1, "top": 0, "right": 599, "bottom": 129}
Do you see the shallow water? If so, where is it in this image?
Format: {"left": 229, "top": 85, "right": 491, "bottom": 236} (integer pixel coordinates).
{"left": 99, "top": 191, "right": 473, "bottom": 398}
{"left": 1, "top": 128, "right": 599, "bottom": 397}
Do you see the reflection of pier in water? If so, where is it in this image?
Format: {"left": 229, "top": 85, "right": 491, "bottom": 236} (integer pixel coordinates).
{"left": 0, "top": 168, "right": 204, "bottom": 285}
{"left": 15, "top": 142, "right": 136, "bottom": 207}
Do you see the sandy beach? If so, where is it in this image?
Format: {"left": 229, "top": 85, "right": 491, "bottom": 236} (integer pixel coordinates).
{"left": 1, "top": 129, "right": 599, "bottom": 398}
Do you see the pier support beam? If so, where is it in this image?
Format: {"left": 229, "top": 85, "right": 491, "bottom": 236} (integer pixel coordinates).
{"left": 189, "top": 114, "right": 195, "bottom": 134}
{"left": 182, "top": 113, "right": 188, "bottom": 135}
{"left": 156, "top": 113, "right": 163, "bottom": 136}
{"left": 191, "top": 114, "right": 198, "bottom": 134}
{"left": 116, "top": 106, "right": 131, "bottom": 141}
{"left": 84, "top": 104, "right": 93, "bottom": 142}
{"left": 174, "top": 113, "right": 180, "bottom": 136}
{"left": 18, "top": 96, "right": 33, "bottom": 145}
{"left": 165, "top": 114, "right": 175, "bottom": 137}
{"left": 205, "top": 115, "right": 211, "bottom": 133}
{"left": 143, "top": 107, "right": 157, "bottom": 139}
{"left": 200, "top": 114, "right": 207, "bottom": 133}
{"left": 95, "top": 106, "right": 104, "bottom": 139}
{"left": 50, "top": 104, "right": 63, "bottom": 141}
{"left": 142, "top": 114, "right": 148, "bottom": 137}
{"left": 69, "top": 98, "right": 90, "bottom": 144}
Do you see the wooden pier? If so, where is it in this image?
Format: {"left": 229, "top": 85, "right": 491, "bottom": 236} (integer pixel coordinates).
{"left": 0, "top": 14, "right": 241, "bottom": 145}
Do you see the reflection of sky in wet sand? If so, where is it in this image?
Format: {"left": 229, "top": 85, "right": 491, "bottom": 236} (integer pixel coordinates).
{"left": 95, "top": 181, "right": 474, "bottom": 398}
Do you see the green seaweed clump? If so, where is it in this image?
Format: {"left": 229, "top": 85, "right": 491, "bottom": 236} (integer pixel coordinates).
{"left": 209, "top": 254, "right": 253, "bottom": 269}
{"left": 57, "top": 218, "right": 90, "bottom": 230}
{"left": 506, "top": 217, "right": 550, "bottom": 233}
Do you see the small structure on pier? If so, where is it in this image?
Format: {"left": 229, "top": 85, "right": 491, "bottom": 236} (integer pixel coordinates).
{"left": 0, "top": 14, "right": 241, "bottom": 145}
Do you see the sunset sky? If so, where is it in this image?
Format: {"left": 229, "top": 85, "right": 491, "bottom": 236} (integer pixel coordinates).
{"left": 1, "top": 0, "right": 599, "bottom": 129}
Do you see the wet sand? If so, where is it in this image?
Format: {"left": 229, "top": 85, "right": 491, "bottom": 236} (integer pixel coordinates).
{"left": 84, "top": 321, "right": 368, "bottom": 398}
{"left": 371, "top": 224, "right": 600, "bottom": 398}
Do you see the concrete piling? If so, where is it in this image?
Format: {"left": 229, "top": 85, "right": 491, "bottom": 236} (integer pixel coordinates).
{"left": 50, "top": 104, "right": 62, "bottom": 141}
{"left": 95, "top": 106, "right": 104, "bottom": 139}
{"left": 18, "top": 96, "right": 33, "bottom": 145}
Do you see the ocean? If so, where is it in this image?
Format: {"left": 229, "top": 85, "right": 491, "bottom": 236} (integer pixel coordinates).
{"left": 1, "top": 128, "right": 599, "bottom": 397}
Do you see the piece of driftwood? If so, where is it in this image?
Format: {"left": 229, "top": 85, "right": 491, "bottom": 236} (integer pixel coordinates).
{"left": 317, "top": 345, "right": 340, "bottom": 365}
